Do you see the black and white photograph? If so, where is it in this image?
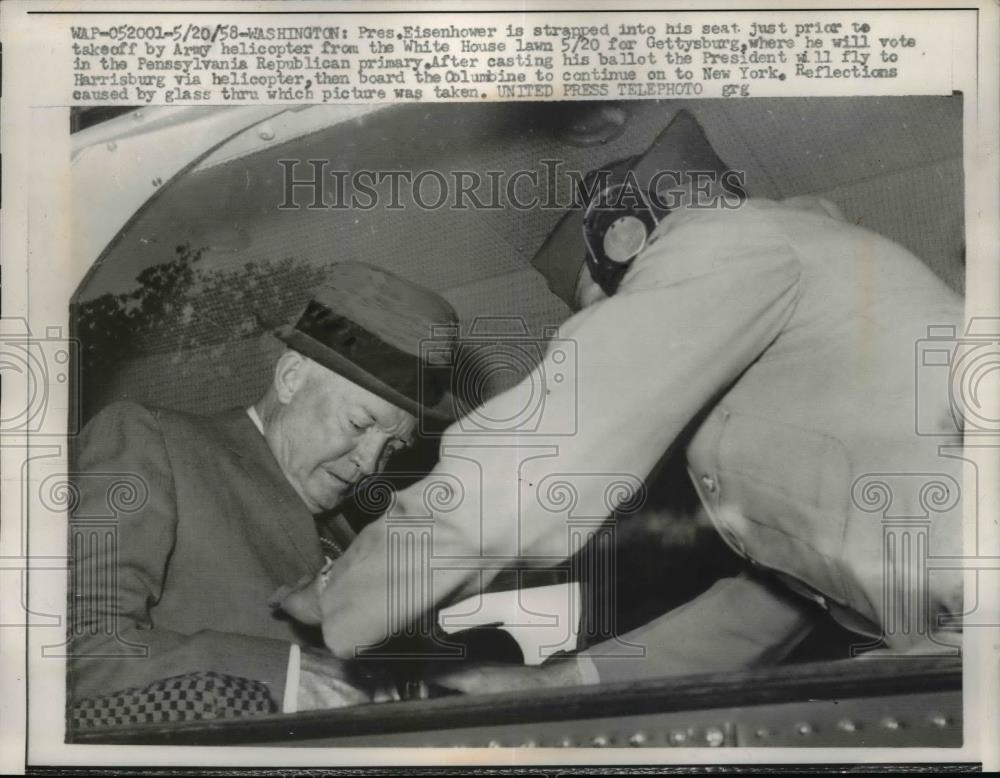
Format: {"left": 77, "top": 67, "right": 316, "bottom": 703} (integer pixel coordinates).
{"left": 1, "top": 1, "right": 997, "bottom": 773}
{"left": 63, "top": 96, "right": 966, "bottom": 748}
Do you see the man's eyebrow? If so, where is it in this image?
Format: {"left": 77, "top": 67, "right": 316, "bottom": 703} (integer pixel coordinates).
{"left": 364, "top": 404, "right": 411, "bottom": 436}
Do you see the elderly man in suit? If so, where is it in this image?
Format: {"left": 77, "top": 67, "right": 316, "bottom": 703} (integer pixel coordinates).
{"left": 280, "top": 110, "right": 965, "bottom": 691}
{"left": 69, "top": 262, "right": 458, "bottom": 712}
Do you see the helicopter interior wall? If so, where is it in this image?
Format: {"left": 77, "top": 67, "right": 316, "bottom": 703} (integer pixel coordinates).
{"left": 74, "top": 96, "right": 964, "bottom": 422}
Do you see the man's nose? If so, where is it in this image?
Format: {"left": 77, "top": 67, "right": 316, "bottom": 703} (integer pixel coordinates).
{"left": 351, "top": 430, "right": 389, "bottom": 476}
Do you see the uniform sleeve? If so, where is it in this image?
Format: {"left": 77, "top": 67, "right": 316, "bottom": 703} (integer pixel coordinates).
{"left": 68, "top": 402, "right": 292, "bottom": 705}
{"left": 316, "top": 211, "right": 804, "bottom": 660}
{"left": 580, "top": 574, "right": 816, "bottom": 683}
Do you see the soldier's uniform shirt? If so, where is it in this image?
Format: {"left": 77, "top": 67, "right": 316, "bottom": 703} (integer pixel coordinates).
{"left": 317, "top": 198, "right": 964, "bottom": 679}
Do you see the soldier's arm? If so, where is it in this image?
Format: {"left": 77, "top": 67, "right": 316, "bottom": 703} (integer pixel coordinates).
{"left": 314, "top": 213, "right": 804, "bottom": 659}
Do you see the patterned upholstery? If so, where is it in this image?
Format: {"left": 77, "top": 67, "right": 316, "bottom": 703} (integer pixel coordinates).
{"left": 69, "top": 671, "right": 277, "bottom": 730}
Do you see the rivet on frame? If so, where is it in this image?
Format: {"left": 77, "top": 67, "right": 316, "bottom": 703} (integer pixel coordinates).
{"left": 591, "top": 734, "right": 610, "bottom": 747}
{"left": 837, "top": 719, "right": 857, "bottom": 733}
{"left": 628, "top": 732, "right": 647, "bottom": 747}
{"left": 795, "top": 722, "right": 813, "bottom": 736}
{"left": 705, "top": 726, "right": 725, "bottom": 747}
{"left": 669, "top": 730, "right": 687, "bottom": 745}
{"left": 881, "top": 717, "right": 902, "bottom": 731}
{"left": 487, "top": 739, "right": 503, "bottom": 748}
{"left": 755, "top": 728, "right": 770, "bottom": 739}
{"left": 930, "top": 714, "right": 949, "bottom": 728}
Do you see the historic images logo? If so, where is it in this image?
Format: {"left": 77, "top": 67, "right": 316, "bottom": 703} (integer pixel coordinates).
{"left": 277, "top": 158, "right": 747, "bottom": 213}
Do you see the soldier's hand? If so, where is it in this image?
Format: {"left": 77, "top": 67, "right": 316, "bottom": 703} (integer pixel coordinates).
{"left": 269, "top": 560, "right": 335, "bottom": 626}
{"left": 296, "top": 648, "right": 373, "bottom": 711}
{"left": 432, "top": 656, "right": 594, "bottom": 696}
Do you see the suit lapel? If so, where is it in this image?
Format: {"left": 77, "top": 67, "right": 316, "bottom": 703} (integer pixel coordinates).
{"left": 210, "top": 409, "right": 325, "bottom": 573}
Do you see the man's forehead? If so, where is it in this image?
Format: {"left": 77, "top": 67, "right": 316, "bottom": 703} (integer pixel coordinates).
{"left": 305, "top": 358, "right": 416, "bottom": 432}
{"left": 336, "top": 373, "right": 415, "bottom": 429}
{"left": 365, "top": 399, "right": 416, "bottom": 433}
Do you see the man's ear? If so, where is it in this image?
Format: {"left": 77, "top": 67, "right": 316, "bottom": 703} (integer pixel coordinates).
{"left": 273, "top": 350, "right": 308, "bottom": 405}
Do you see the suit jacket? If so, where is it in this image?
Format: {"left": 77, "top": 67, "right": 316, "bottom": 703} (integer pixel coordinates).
{"left": 68, "top": 402, "right": 330, "bottom": 704}
{"left": 316, "top": 197, "right": 964, "bottom": 681}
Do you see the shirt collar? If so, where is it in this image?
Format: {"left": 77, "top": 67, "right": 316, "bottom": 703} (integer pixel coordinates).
{"left": 246, "top": 405, "right": 265, "bottom": 436}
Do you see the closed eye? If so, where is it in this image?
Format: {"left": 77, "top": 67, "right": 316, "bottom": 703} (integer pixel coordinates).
{"left": 347, "top": 416, "right": 372, "bottom": 434}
